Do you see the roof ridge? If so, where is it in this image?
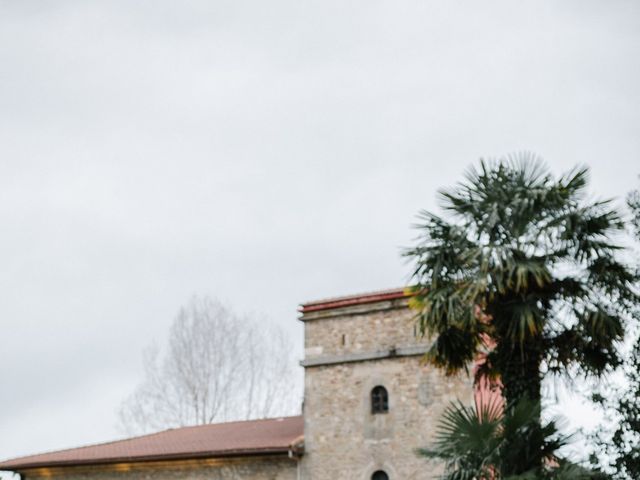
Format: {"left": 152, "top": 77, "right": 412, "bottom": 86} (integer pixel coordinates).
{"left": 300, "top": 287, "right": 406, "bottom": 307}
{"left": 173, "top": 415, "right": 302, "bottom": 431}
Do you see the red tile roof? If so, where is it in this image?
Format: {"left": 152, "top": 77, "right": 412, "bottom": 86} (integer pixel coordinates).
{"left": 299, "top": 288, "right": 408, "bottom": 313}
{"left": 0, "top": 416, "right": 304, "bottom": 471}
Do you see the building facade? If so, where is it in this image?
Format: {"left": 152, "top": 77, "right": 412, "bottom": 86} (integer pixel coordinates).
{"left": 0, "top": 289, "right": 473, "bottom": 480}
{"left": 299, "top": 289, "right": 473, "bottom": 479}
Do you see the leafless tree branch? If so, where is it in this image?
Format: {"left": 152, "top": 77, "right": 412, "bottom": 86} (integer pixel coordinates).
{"left": 117, "top": 296, "right": 300, "bottom": 435}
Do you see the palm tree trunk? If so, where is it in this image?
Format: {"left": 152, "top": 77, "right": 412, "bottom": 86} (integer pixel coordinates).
{"left": 498, "top": 339, "right": 542, "bottom": 408}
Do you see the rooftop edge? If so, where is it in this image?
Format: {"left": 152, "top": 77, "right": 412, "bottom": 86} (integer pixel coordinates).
{"left": 299, "top": 288, "right": 410, "bottom": 314}
{"left": 0, "top": 416, "right": 304, "bottom": 471}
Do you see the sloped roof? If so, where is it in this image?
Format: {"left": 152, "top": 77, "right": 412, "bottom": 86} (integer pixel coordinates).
{"left": 0, "top": 416, "right": 304, "bottom": 471}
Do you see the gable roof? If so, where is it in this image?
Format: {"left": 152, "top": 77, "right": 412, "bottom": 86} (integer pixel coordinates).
{"left": 0, "top": 416, "right": 304, "bottom": 471}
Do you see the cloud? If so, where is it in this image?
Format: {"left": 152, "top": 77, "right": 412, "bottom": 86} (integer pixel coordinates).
{"left": 0, "top": 0, "right": 639, "bottom": 460}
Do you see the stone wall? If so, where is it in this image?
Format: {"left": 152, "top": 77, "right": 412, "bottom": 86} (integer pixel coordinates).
{"left": 300, "top": 299, "right": 473, "bottom": 480}
{"left": 303, "top": 298, "right": 424, "bottom": 358}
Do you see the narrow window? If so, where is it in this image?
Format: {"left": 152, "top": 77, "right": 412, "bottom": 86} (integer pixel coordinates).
{"left": 372, "top": 471, "right": 389, "bottom": 480}
{"left": 371, "top": 386, "right": 388, "bottom": 414}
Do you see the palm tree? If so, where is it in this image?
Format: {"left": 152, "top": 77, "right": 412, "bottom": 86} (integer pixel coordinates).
{"left": 421, "top": 397, "right": 607, "bottom": 479}
{"left": 404, "top": 155, "right": 638, "bottom": 408}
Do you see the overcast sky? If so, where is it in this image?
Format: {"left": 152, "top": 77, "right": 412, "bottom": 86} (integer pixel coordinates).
{"left": 1, "top": 0, "right": 639, "bottom": 463}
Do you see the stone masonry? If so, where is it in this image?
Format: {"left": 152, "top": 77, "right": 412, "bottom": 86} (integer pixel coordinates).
{"left": 299, "top": 292, "right": 473, "bottom": 480}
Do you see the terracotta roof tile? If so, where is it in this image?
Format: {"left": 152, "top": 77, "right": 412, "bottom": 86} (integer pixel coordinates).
{"left": 299, "top": 288, "right": 408, "bottom": 313}
{"left": 0, "top": 416, "right": 303, "bottom": 471}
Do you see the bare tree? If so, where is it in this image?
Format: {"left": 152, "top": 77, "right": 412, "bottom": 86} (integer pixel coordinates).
{"left": 118, "top": 296, "right": 300, "bottom": 434}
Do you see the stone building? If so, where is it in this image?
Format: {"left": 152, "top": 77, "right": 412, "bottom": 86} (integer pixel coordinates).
{"left": 0, "top": 289, "right": 473, "bottom": 480}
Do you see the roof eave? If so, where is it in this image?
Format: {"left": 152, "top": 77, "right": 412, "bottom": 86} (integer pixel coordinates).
{"left": 0, "top": 446, "right": 299, "bottom": 472}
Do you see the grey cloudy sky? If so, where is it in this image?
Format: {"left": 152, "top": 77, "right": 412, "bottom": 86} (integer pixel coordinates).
{"left": 1, "top": 0, "right": 639, "bottom": 462}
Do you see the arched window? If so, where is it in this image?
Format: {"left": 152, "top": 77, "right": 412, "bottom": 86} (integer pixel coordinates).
{"left": 372, "top": 471, "right": 389, "bottom": 480}
{"left": 371, "top": 385, "right": 388, "bottom": 414}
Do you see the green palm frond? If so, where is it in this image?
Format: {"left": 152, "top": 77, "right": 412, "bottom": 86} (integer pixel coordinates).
{"left": 420, "top": 398, "right": 608, "bottom": 480}
{"left": 424, "top": 326, "right": 480, "bottom": 375}
{"left": 419, "top": 399, "right": 502, "bottom": 480}
{"left": 404, "top": 154, "right": 638, "bottom": 404}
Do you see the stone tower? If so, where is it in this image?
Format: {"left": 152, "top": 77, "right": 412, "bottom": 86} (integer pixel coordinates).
{"left": 298, "top": 289, "right": 473, "bottom": 480}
